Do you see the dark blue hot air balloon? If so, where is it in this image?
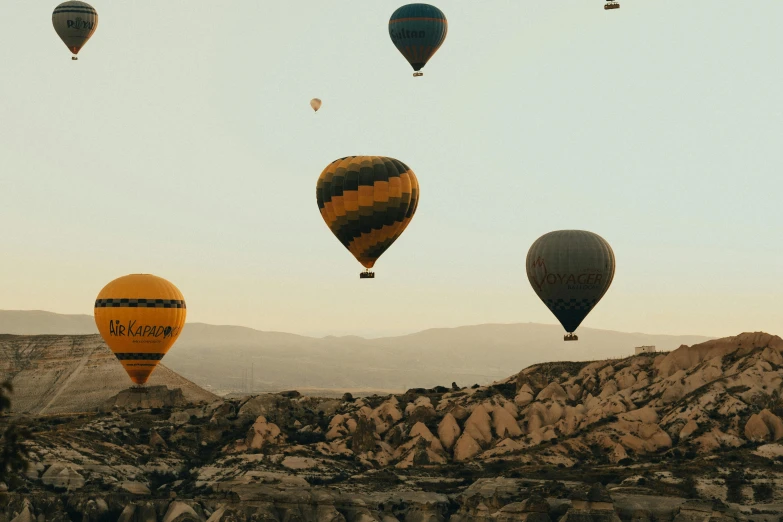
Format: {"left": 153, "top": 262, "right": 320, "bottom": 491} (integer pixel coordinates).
{"left": 388, "top": 4, "right": 447, "bottom": 77}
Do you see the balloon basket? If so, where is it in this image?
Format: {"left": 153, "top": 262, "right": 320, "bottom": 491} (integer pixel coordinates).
{"left": 129, "top": 384, "right": 149, "bottom": 393}
{"left": 413, "top": 72, "right": 423, "bottom": 77}
{"left": 359, "top": 270, "right": 375, "bottom": 279}
{"left": 604, "top": 2, "right": 620, "bottom": 9}
{"left": 564, "top": 333, "right": 579, "bottom": 342}
{"left": 72, "top": 57, "right": 78, "bottom": 61}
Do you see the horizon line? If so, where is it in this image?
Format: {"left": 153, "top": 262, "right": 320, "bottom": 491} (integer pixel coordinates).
{"left": 0, "top": 308, "right": 719, "bottom": 340}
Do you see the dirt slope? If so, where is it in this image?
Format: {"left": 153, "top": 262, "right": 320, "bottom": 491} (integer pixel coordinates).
{"left": 0, "top": 334, "right": 217, "bottom": 414}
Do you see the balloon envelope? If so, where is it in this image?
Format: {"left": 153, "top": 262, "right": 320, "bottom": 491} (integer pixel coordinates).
{"left": 310, "top": 98, "right": 322, "bottom": 112}
{"left": 316, "top": 156, "right": 419, "bottom": 269}
{"left": 389, "top": 3, "right": 447, "bottom": 73}
{"left": 52, "top": 1, "right": 98, "bottom": 56}
{"left": 526, "top": 230, "right": 615, "bottom": 335}
{"left": 94, "top": 274, "right": 186, "bottom": 385}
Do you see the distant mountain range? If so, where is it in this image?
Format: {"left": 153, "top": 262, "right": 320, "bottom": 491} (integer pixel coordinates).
{"left": 0, "top": 310, "right": 98, "bottom": 335}
{"left": 0, "top": 310, "right": 712, "bottom": 395}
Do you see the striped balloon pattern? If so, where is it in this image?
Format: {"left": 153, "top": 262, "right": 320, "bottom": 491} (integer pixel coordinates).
{"left": 52, "top": 1, "right": 98, "bottom": 57}
{"left": 526, "top": 230, "right": 616, "bottom": 335}
{"left": 94, "top": 274, "right": 187, "bottom": 385}
{"left": 389, "top": 3, "right": 448, "bottom": 73}
{"left": 316, "top": 156, "right": 420, "bottom": 270}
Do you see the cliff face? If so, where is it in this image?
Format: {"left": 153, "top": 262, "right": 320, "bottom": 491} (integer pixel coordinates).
{"left": 2, "top": 332, "right": 783, "bottom": 521}
{"left": 0, "top": 334, "right": 217, "bottom": 414}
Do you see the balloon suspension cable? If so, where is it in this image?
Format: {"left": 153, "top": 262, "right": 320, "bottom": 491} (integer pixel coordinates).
{"left": 413, "top": 72, "right": 423, "bottom": 77}
{"left": 359, "top": 269, "right": 375, "bottom": 279}
{"left": 563, "top": 333, "right": 579, "bottom": 342}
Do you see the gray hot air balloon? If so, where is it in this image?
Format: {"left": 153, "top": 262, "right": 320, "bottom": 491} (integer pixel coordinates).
{"left": 52, "top": 1, "right": 98, "bottom": 60}
{"left": 526, "top": 230, "right": 616, "bottom": 341}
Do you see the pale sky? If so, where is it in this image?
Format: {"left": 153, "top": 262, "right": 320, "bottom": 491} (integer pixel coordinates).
{"left": 1, "top": 1, "right": 781, "bottom": 338}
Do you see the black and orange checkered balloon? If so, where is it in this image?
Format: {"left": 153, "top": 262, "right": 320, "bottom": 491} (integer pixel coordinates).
{"left": 316, "top": 156, "right": 419, "bottom": 271}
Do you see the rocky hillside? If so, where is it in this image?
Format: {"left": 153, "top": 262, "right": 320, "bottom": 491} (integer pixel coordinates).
{"left": 2, "top": 332, "right": 783, "bottom": 522}
{"left": 0, "top": 334, "right": 217, "bottom": 414}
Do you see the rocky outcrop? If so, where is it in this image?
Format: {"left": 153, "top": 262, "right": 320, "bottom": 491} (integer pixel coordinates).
{"left": 672, "top": 499, "right": 745, "bottom": 522}
{"left": 744, "top": 409, "right": 783, "bottom": 442}
{"left": 103, "top": 386, "right": 188, "bottom": 411}
{"left": 40, "top": 462, "right": 85, "bottom": 491}
{"left": 494, "top": 494, "right": 552, "bottom": 522}
{"left": 453, "top": 432, "right": 482, "bottom": 461}
{"left": 561, "top": 484, "right": 621, "bottom": 522}
{"left": 242, "top": 415, "right": 285, "bottom": 450}
{"left": 437, "top": 413, "right": 461, "bottom": 450}
{"left": 657, "top": 333, "right": 782, "bottom": 378}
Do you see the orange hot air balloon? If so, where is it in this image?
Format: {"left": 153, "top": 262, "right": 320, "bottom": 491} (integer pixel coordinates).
{"left": 94, "top": 274, "right": 186, "bottom": 385}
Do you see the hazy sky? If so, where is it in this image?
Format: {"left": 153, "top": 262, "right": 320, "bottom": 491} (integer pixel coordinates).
{"left": 1, "top": 1, "right": 781, "bottom": 338}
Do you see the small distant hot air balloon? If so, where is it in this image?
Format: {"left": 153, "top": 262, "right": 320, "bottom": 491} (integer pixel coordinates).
{"left": 316, "top": 156, "right": 419, "bottom": 278}
{"left": 310, "top": 98, "right": 322, "bottom": 113}
{"left": 52, "top": 1, "right": 98, "bottom": 60}
{"left": 526, "top": 230, "right": 616, "bottom": 341}
{"left": 94, "top": 274, "right": 186, "bottom": 385}
{"left": 389, "top": 3, "right": 447, "bottom": 77}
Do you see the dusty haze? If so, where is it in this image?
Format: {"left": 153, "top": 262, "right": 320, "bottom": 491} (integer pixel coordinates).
{"left": 0, "top": 310, "right": 711, "bottom": 395}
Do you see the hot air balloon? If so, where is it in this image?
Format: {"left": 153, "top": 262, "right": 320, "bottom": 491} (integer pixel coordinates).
{"left": 310, "top": 98, "right": 322, "bottom": 113}
{"left": 389, "top": 3, "right": 447, "bottom": 77}
{"left": 526, "top": 230, "right": 615, "bottom": 341}
{"left": 316, "top": 156, "right": 419, "bottom": 278}
{"left": 52, "top": 1, "right": 98, "bottom": 60}
{"left": 94, "top": 274, "right": 186, "bottom": 385}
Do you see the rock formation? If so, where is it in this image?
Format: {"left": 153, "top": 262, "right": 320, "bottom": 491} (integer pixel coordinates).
{"left": 2, "top": 332, "right": 783, "bottom": 521}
